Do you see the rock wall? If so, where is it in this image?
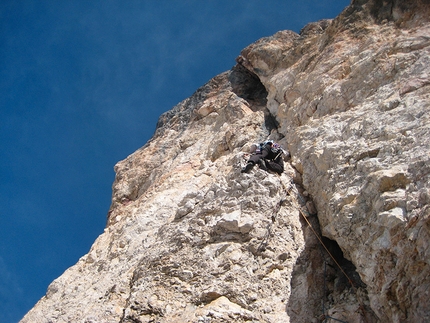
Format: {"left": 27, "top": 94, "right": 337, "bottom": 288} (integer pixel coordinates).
{"left": 21, "top": 0, "right": 430, "bottom": 322}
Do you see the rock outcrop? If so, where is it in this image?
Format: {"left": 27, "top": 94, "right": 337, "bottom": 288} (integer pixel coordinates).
{"left": 21, "top": 0, "right": 430, "bottom": 322}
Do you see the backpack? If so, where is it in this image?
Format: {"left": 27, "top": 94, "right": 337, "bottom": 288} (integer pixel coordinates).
{"left": 255, "top": 141, "right": 285, "bottom": 159}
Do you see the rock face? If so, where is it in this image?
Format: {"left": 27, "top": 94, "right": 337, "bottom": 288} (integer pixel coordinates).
{"left": 21, "top": 1, "right": 430, "bottom": 322}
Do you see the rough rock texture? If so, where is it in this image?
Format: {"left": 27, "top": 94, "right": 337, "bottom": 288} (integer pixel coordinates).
{"left": 21, "top": 0, "right": 430, "bottom": 322}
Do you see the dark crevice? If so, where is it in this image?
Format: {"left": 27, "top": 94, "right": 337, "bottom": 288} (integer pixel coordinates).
{"left": 321, "top": 237, "right": 367, "bottom": 290}
{"left": 287, "top": 200, "right": 376, "bottom": 321}
{"left": 368, "top": 0, "right": 430, "bottom": 24}
{"left": 228, "top": 63, "right": 283, "bottom": 142}
{"left": 264, "top": 111, "right": 280, "bottom": 134}
{"left": 228, "top": 63, "right": 267, "bottom": 111}
{"left": 370, "top": 0, "right": 394, "bottom": 22}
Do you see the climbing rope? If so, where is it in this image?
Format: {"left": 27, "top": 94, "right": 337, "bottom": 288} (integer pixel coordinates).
{"left": 284, "top": 183, "right": 355, "bottom": 290}
{"left": 283, "top": 181, "right": 357, "bottom": 289}
{"left": 281, "top": 180, "right": 371, "bottom": 323}
{"left": 298, "top": 205, "right": 356, "bottom": 290}
{"left": 298, "top": 205, "right": 352, "bottom": 323}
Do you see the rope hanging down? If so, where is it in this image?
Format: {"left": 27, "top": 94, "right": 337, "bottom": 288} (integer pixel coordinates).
{"left": 282, "top": 180, "right": 371, "bottom": 323}
{"left": 284, "top": 181, "right": 356, "bottom": 289}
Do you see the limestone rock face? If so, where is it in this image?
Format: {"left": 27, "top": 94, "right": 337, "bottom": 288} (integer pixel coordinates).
{"left": 21, "top": 1, "right": 430, "bottom": 322}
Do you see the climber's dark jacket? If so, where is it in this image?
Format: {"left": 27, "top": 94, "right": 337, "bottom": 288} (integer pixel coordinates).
{"left": 242, "top": 143, "right": 284, "bottom": 174}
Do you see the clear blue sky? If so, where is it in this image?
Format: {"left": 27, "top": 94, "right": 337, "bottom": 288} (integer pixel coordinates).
{"left": 0, "top": 1, "right": 350, "bottom": 322}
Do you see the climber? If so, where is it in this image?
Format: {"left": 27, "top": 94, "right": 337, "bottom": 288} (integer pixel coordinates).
{"left": 241, "top": 141, "right": 284, "bottom": 174}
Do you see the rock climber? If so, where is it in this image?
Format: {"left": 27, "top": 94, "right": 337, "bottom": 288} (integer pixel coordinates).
{"left": 241, "top": 141, "right": 284, "bottom": 174}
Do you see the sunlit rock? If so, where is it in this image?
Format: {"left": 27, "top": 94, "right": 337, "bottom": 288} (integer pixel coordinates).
{"left": 21, "top": 1, "right": 430, "bottom": 322}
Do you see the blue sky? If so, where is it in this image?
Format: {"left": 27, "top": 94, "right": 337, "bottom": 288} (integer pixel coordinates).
{"left": 0, "top": 1, "right": 350, "bottom": 322}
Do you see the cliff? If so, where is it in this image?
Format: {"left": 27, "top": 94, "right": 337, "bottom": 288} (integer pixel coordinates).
{"left": 21, "top": 0, "right": 430, "bottom": 322}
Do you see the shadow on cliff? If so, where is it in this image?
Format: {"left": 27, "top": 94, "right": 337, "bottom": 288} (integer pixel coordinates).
{"left": 228, "top": 55, "right": 375, "bottom": 321}
{"left": 285, "top": 188, "right": 377, "bottom": 322}
{"left": 228, "top": 63, "right": 282, "bottom": 140}
{"left": 228, "top": 63, "right": 267, "bottom": 110}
